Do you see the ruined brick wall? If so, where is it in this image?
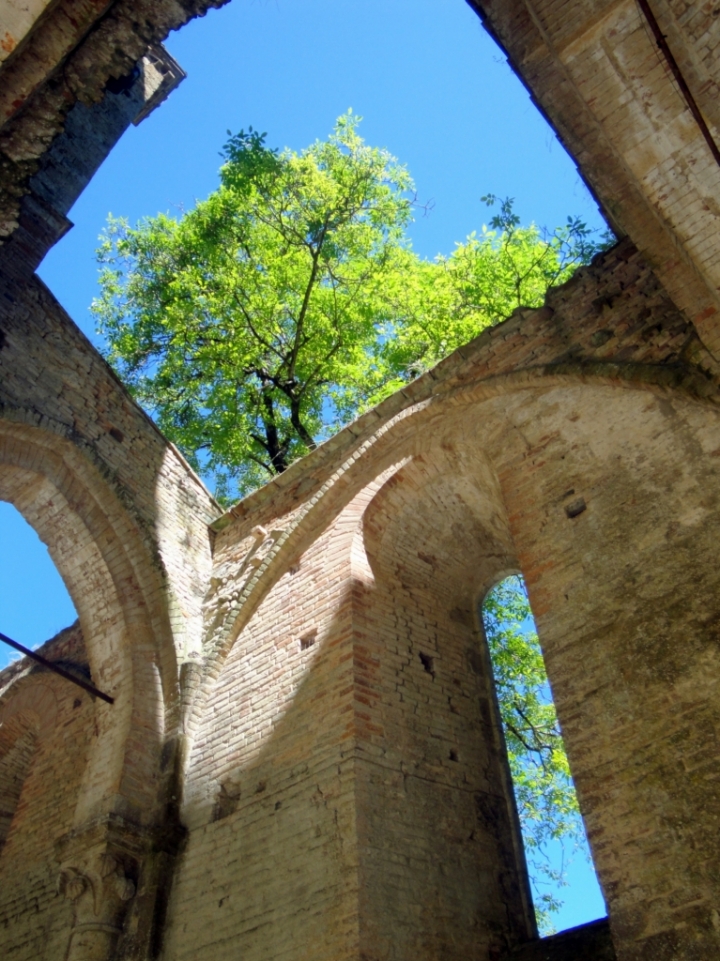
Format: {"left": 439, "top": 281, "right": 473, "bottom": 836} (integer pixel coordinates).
{"left": 3, "top": 232, "right": 720, "bottom": 960}
{"left": 0, "top": 44, "right": 220, "bottom": 951}
{"left": 0, "top": 240, "right": 221, "bottom": 955}
{"left": 164, "top": 474, "right": 533, "bottom": 961}
{"left": 352, "top": 450, "right": 534, "bottom": 959}
{"left": 163, "top": 501, "right": 366, "bottom": 960}
{"left": 489, "top": 384, "right": 720, "bottom": 961}
{"left": 466, "top": 0, "right": 720, "bottom": 356}
{"left": 0, "top": 0, "right": 228, "bottom": 238}
{"left": 3, "top": 0, "right": 720, "bottom": 956}
{"left": 0, "top": 624, "right": 95, "bottom": 960}
{"left": 162, "top": 239, "right": 720, "bottom": 961}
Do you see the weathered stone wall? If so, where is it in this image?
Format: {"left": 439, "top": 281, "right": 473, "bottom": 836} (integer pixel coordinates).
{"left": 169, "top": 238, "right": 720, "bottom": 961}
{"left": 0, "top": 624, "right": 95, "bottom": 961}
{"left": 164, "top": 473, "right": 533, "bottom": 961}
{"left": 467, "top": 0, "right": 720, "bottom": 356}
{"left": 0, "top": 0, "right": 226, "bottom": 238}
{"left": 3, "top": 236, "right": 720, "bottom": 960}
{"left": 353, "top": 451, "right": 534, "bottom": 959}
{"left": 163, "top": 511, "right": 363, "bottom": 960}
{"left": 3, "top": 1, "right": 720, "bottom": 958}
{"left": 0, "top": 29, "right": 218, "bottom": 953}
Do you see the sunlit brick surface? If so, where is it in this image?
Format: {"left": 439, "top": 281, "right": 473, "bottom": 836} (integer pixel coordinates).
{"left": 471, "top": 0, "right": 720, "bottom": 357}
{"left": 4, "top": 1, "right": 720, "bottom": 958}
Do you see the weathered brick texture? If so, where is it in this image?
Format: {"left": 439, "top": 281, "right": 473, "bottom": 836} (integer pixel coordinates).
{"left": 0, "top": 0, "right": 227, "bottom": 238}
{"left": 4, "top": 1, "right": 720, "bottom": 959}
{"left": 174, "top": 239, "right": 720, "bottom": 961}
{"left": 467, "top": 0, "right": 720, "bottom": 356}
{"left": 0, "top": 625, "right": 95, "bottom": 960}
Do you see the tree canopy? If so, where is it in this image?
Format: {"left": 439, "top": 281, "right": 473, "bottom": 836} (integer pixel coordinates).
{"left": 94, "top": 112, "right": 606, "bottom": 501}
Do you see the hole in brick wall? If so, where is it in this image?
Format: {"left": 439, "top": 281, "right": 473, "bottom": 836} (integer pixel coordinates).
{"left": 419, "top": 651, "right": 435, "bottom": 677}
{"left": 449, "top": 749, "right": 458, "bottom": 762}
{"left": 213, "top": 780, "right": 241, "bottom": 821}
{"left": 105, "top": 66, "right": 141, "bottom": 95}
{"left": 564, "top": 497, "right": 586, "bottom": 519}
{"left": 481, "top": 574, "right": 606, "bottom": 935}
{"left": 300, "top": 629, "right": 317, "bottom": 651}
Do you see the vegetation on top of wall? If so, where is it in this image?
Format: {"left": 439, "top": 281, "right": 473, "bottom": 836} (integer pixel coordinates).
{"left": 93, "top": 113, "right": 610, "bottom": 502}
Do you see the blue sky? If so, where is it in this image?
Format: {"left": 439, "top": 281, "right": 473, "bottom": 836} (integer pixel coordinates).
{"left": 1, "top": 0, "right": 607, "bottom": 932}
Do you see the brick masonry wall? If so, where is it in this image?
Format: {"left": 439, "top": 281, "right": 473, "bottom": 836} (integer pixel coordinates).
{"left": 488, "top": 383, "right": 720, "bottom": 961}
{"left": 163, "top": 504, "right": 365, "bottom": 961}
{"left": 0, "top": 624, "right": 95, "bottom": 961}
{"left": 3, "top": 222, "right": 720, "bottom": 961}
{"left": 167, "top": 470, "right": 532, "bottom": 961}
{"left": 7, "top": 0, "right": 720, "bottom": 957}
{"left": 0, "top": 0, "right": 229, "bottom": 238}
{"left": 353, "top": 450, "right": 535, "bottom": 960}
{"left": 188, "top": 239, "right": 720, "bottom": 961}
{"left": 0, "top": 221, "right": 217, "bottom": 695}
{"left": 467, "top": 0, "right": 720, "bottom": 356}
{"left": 0, "top": 160, "right": 217, "bottom": 955}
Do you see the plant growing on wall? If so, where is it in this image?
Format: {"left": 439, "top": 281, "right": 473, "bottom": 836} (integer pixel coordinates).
{"left": 95, "top": 113, "right": 415, "bottom": 499}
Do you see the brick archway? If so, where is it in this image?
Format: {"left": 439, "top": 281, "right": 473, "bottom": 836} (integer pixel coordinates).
{"left": 0, "top": 418, "right": 177, "bottom": 825}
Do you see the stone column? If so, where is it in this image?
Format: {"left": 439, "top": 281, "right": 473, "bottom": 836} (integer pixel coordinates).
{"left": 57, "top": 823, "right": 140, "bottom": 961}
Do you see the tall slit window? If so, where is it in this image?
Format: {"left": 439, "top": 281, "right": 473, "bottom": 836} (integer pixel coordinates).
{"left": 481, "top": 574, "right": 605, "bottom": 935}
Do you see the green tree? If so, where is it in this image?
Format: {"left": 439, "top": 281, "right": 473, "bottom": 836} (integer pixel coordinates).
{"left": 94, "top": 113, "right": 413, "bottom": 499}
{"left": 373, "top": 196, "right": 605, "bottom": 394}
{"left": 483, "top": 575, "right": 588, "bottom": 933}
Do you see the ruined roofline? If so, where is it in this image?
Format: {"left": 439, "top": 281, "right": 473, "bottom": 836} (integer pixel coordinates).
{"left": 0, "top": 620, "right": 84, "bottom": 699}
{"left": 461, "top": 0, "right": 720, "bottom": 360}
{"left": 211, "top": 236, "right": 720, "bottom": 536}
{"left": 23, "top": 274, "right": 222, "bottom": 520}
{"left": 0, "top": 0, "right": 230, "bottom": 240}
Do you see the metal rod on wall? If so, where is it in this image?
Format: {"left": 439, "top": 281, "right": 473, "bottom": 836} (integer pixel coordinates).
{"left": 0, "top": 630, "right": 114, "bottom": 704}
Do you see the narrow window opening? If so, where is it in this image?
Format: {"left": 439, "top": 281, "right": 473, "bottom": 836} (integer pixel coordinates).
{"left": 481, "top": 574, "right": 606, "bottom": 935}
{"left": 0, "top": 503, "right": 77, "bottom": 671}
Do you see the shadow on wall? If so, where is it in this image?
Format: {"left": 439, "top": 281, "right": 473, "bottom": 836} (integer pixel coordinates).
{"left": 169, "top": 378, "right": 720, "bottom": 961}
{"left": 168, "top": 442, "right": 538, "bottom": 960}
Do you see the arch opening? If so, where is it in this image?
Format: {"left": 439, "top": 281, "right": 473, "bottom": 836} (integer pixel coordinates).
{"left": 481, "top": 574, "right": 605, "bottom": 935}
{"left": 0, "top": 420, "right": 175, "bottom": 825}
{"left": 0, "top": 502, "right": 77, "bottom": 670}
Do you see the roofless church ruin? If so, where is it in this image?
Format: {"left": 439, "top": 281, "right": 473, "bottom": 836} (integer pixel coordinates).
{"left": 2, "top": 2, "right": 720, "bottom": 958}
